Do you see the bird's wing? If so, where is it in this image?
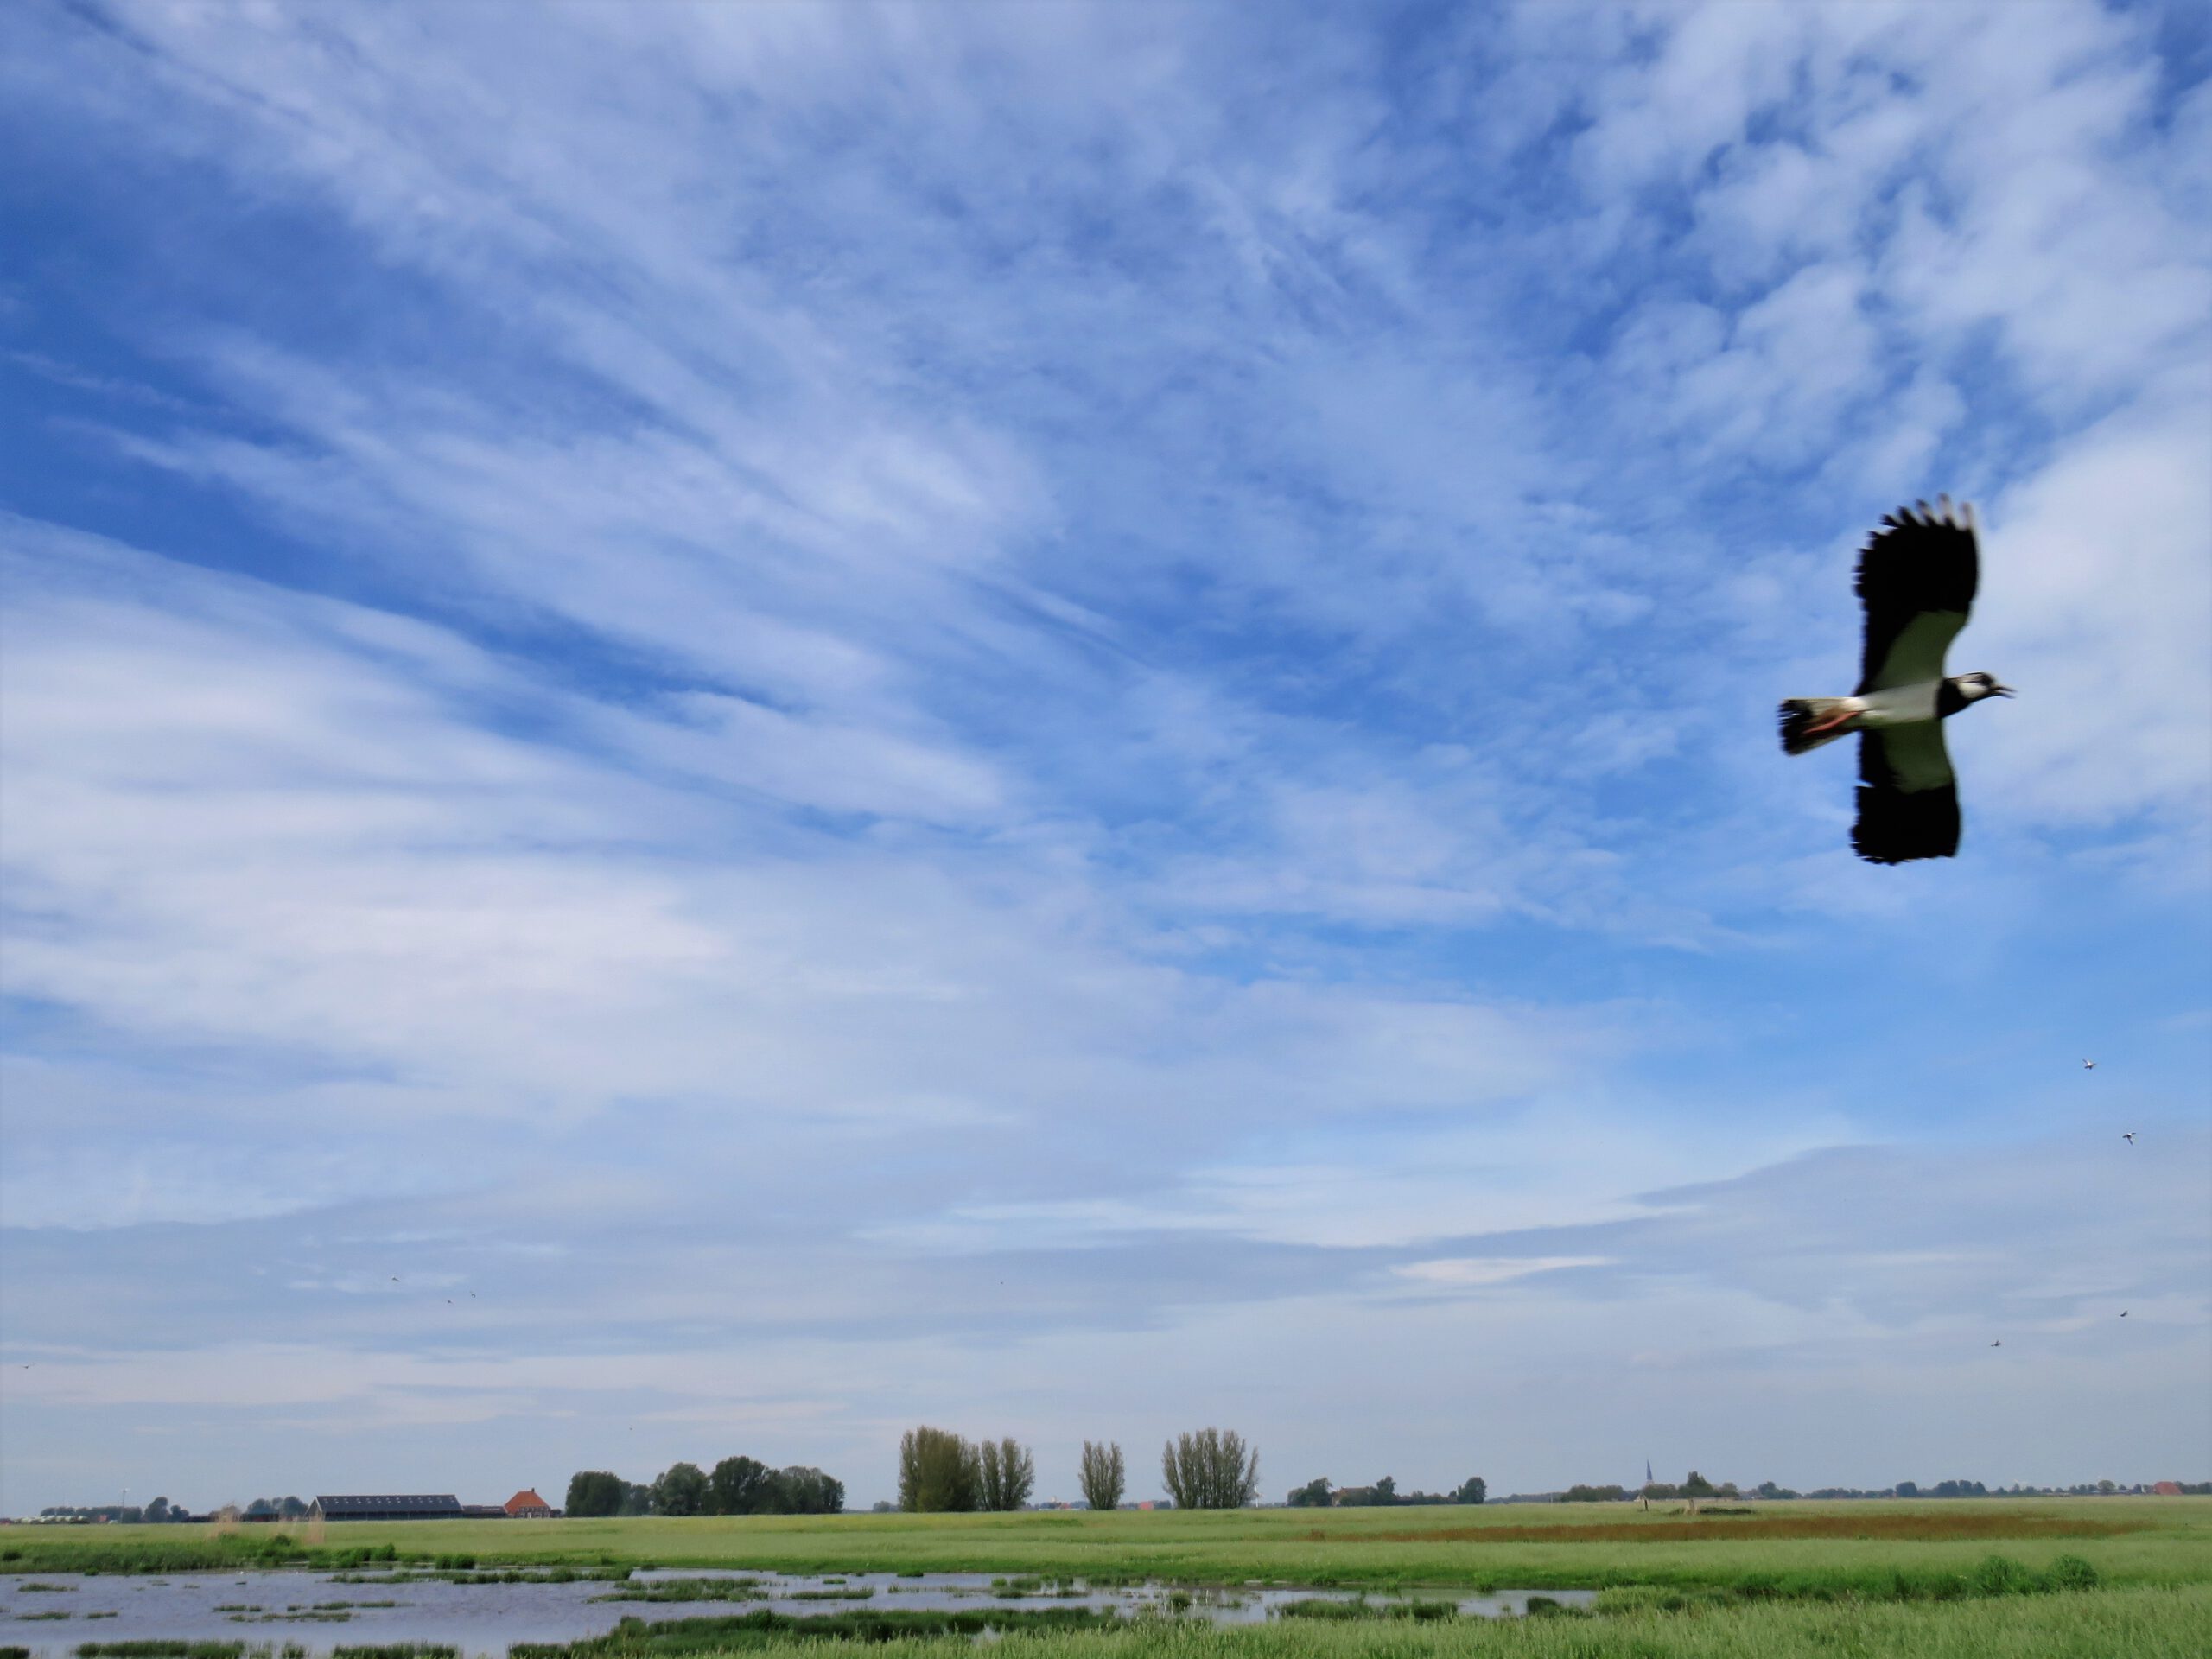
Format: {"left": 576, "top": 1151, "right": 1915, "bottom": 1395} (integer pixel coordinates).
{"left": 1853, "top": 725, "right": 1961, "bottom": 864}
{"left": 1854, "top": 503, "right": 1978, "bottom": 693}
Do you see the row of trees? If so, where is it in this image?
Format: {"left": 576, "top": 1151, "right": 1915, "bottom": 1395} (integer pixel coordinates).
{"left": 1344, "top": 1473, "right": 2212, "bottom": 1506}
{"left": 39, "top": 1503, "right": 176, "bottom": 1523}
{"left": 896, "top": 1427, "right": 1036, "bottom": 1512}
{"left": 1545, "top": 1475, "right": 2212, "bottom": 1503}
{"left": 893, "top": 1427, "right": 1261, "bottom": 1512}
{"left": 566, "top": 1459, "right": 844, "bottom": 1518}
{"left": 41, "top": 1503, "right": 316, "bottom": 1530}
{"left": 1553, "top": 1478, "right": 1885, "bottom": 1504}
{"left": 1287, "top": 1475, "right": 1486, "bottom": 1507}
{"left": 40, "top": 1497, "right": 294, "bottom": 1523}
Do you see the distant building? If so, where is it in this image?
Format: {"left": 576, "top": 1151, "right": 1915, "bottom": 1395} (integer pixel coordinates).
{"left": 460, "top": 1504, "right": 508, "bottom": 1518}
{"left": 2153, "top": 1481, "right": 2183, "bottom": 1496}
{"left": 310, "top": 1494, "right": 465, "bottom": 1522}
{"left": 505, "top": 1490, "right": 556, "bottom": 1518}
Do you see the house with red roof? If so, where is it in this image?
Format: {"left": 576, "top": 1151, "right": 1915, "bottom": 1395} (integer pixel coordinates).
{"left": 505, "top": 1489, "right": 556, "bottom": 1517}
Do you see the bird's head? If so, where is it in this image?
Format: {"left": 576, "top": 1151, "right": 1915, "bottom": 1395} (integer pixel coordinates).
{"left": 1951, "top": 671, "right": 2013, "bottom": 704}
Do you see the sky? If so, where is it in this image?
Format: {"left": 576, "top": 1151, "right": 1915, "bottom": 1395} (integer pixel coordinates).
{"left": 0, "top": 0, "right": 2207, "bottom": 1515}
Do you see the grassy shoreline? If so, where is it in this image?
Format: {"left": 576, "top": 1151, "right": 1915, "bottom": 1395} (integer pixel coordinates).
{"left": 4, "top": 1499, "right": 2208, "bottom": 1598}
{"left": 534, "top": 1588, "right": 2212, "bottom": 1658}
{"left": 27, "top": 1586, "right": 2212, "bottom": 1659}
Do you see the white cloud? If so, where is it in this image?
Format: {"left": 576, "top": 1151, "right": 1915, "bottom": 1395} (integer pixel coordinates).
{"left": 1972, "top": 394, "right": 2212, "bottom": 837}
{"left": 1393, "top": 1256, "right": 1614, "bottom": 1287}
{"left": 1, "top": 524, "right": 1634, "bottom": 1216}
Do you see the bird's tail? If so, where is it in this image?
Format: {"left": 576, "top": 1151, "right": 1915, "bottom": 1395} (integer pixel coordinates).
{"left": 1779, "top": 698, "right": 1853, "bottom": 755}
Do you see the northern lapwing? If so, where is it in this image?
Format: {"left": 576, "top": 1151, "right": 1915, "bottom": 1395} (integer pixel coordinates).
{"left": 2122, "top": 1132, "right": 2136, "bottom": 1144}
{"left": 1781, "top": 499, "right": 2012, "bottom": 863}
{"left": 2083, "top": 1059, "right": 2096, "bottom": 1070}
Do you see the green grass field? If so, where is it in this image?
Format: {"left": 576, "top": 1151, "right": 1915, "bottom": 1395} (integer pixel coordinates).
{"left": 41, "top": 1589, "right": 2212, "bottom": 1659}
{"left": 7, "top": 1497, "right": 2209, "bottom": 1598}
{"left": 556, "top": 1588, "right": 2212, "bottom": 1659}
{"left": 11, "top": 1502, "right": 2211, "bottom": 1656}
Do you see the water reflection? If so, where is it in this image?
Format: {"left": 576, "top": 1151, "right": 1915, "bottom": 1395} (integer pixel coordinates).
{"left": 0, "top": 1568, "right": 1597, "bottom": 1656}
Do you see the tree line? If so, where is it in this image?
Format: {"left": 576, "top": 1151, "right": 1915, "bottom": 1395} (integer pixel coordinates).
{"left": 895, "top": 1427, "right": 1037, "bottom": 1512}
{"left": 1542, "top": 1474, "right": 2212, "bottom": 1502}
{"left": 566, "top": 1459, "right": 844, "bottom": 1518}
{"left": 37, "top": 1503, "right": 179, "bottom": 1523}
{"left": 1287, "top": 1474, "right": 1485, "bottom": 1507}
{"left": 892, "top": 1426, "right": 1262, "bottom": 1512}
{"left": 38, "top": 1497, "right": 298, "bottom": 1523}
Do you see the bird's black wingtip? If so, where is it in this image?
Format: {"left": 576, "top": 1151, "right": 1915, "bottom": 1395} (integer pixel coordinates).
{"left": 1852, "top": 842, "right": 1961, "bottom": 867}
{"left": 1852, "top": 783, "right": 1962, "bottom": 864}
{"left": 1878, "top": 495, "right": 1974, "bottom": 532}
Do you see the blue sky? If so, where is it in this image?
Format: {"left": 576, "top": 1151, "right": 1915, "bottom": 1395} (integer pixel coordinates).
{"left": 1, "top": 0, "right": 2207, "bottom": 1513}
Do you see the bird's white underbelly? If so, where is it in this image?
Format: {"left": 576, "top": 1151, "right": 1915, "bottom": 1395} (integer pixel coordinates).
{"left": 1853, "top": 681, "right": 1941, "bottom": 726}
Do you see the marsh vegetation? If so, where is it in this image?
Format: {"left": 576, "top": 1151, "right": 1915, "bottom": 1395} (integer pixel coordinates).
{"left": 3, "top": 1500, "right": 2206, "bottom": 1656}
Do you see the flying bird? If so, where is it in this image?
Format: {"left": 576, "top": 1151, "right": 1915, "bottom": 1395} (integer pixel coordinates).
{"left": 2120, "top": 1310, "right": 2129, "bottom": 1318}
{"left": 2083, "top": 1059, "right": 2096, "bottom": 1070}
{"left": 1991, "top": 1340, "right": 2002, "bottom": 1347}
{"left": 2123, "top": 1132, "right": 2136, "bottom": 1144}
{"left": 1781, "top": 499, "right": 2012, "bottom": 863}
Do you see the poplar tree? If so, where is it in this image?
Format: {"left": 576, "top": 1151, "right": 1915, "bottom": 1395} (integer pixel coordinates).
{"left": 898, "top": 1426, "right": 981, "bottom": 1512}
{"left": 1078, "top": 1440, "right": 1126, "bottom": 1511}
{"left": 1160, "top": 1427, "right": 1260, "bottom": 1509}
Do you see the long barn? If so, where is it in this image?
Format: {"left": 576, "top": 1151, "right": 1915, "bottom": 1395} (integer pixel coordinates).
{"left": 309, "top": 1494, "right": 465, "bottom": 1522}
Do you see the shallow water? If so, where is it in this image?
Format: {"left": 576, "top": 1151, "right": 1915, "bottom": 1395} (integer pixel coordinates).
{"left": 0, "top": 1568, "right": 1596, "bottom": 1657}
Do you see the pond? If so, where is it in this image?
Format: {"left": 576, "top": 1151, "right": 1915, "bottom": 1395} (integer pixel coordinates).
{"left": 0, "top": 1568, "right": 1596, "bottom": 1656}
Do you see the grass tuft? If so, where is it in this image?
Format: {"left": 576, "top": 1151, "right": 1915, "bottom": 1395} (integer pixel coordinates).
{"left": 595, "top": 1579, "right": 768, "bottom": 1604}
{"left": 1273, "top": 1598, "right": 1460, "bottom": 1623}
{"left": 512, "top": 1606, "right": 1123, "bottom": 1656}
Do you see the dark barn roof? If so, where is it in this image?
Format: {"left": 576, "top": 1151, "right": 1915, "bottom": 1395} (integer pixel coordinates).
{"left": 312, "top": 1494, "right": 464, "bottom": 1520}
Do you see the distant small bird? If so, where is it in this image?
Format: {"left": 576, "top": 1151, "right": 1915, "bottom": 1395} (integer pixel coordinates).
{"left": 1991, "top": 1340, "right": 2002, "bottom": 1347}
{"left": 1781, "top": 499, "right": 2011, "bottom": 863}
{"left": 2083, "top": 1059, "right": 2096, "bottom": 1070}
{"left": 2120, "top": 1311, "right": 2129, "bottom": 1318}
{"left": 2123, "top": 1132, "right": 2136, "bottom": 1144}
